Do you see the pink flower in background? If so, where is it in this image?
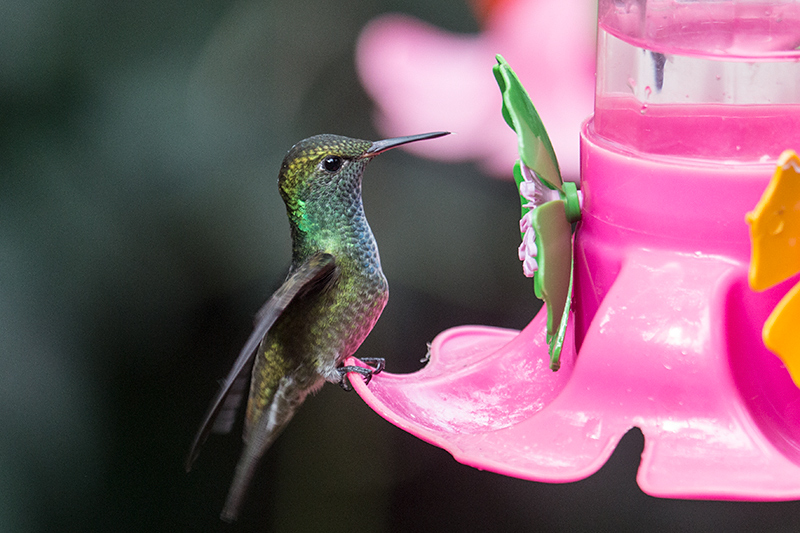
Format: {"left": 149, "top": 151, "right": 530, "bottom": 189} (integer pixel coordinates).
{"left": 356, "top": 0, "right": 596, "bottom": 179}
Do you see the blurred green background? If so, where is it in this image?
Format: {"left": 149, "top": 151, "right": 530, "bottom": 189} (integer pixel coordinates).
{"left": 3, "top": 0, "right": 800, "bottom": 531}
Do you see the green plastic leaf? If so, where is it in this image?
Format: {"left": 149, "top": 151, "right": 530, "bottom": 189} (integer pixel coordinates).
{"left": 549, "top": 250, "right": 574, "bottom": 371}
{"left": 496, "top": 55, "right": 579, "bottom": 371}
{"left": 493, "top": 54, "right": 563, "bottom": 191}
{"left": 530, "top": 200, "right": 573, "bottom": 343}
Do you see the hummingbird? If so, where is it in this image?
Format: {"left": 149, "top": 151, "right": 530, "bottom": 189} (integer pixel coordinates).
{"left": 185, "top": 131, "right": 450, "bottom": 521}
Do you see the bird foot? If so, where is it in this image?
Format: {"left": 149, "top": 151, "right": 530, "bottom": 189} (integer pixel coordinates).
{"left": 338, "top": 358, "right": 385, "bottom": 391}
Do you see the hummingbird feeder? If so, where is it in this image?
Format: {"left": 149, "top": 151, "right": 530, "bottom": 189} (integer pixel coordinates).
{"left": 347, "top": 0, "right": 800, "bottom": 500}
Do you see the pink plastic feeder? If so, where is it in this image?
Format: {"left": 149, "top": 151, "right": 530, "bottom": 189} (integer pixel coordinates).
{"left": 348, "top": 0, "right": 800, "bottom": 499}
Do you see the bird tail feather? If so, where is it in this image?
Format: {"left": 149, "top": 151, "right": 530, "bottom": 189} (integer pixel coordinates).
{"left": 220, "top": 378, "right": 308, "bottom": 522}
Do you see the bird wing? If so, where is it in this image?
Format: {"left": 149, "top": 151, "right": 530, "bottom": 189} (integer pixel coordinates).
{"left": 185, "top": 252, "right": 338, "bottom": 471}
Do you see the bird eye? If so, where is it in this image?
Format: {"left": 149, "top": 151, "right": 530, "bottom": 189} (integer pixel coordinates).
{"left": 322, "top": 156, "right": 343, "bottom": 173}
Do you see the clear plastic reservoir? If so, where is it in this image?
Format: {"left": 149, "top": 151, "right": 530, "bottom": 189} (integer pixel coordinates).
{"left": 593, "top": 0, "right": 800, "bottom": 162}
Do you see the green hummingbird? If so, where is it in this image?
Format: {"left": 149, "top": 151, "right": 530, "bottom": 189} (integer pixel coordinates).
{"left": 185, "top": 131, "right": 449, "bottom": 521}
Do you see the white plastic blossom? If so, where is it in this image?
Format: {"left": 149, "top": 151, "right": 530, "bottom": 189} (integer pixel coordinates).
{"left": 517, "top": 163, "right": 559, "bottom": 277}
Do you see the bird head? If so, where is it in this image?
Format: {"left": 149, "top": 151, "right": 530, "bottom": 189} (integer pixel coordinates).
{"left": 278, "top": 132, "right": 449, "bottom": 207}
{"left": 277, "top": 132, "right": 449, "bottom": 233}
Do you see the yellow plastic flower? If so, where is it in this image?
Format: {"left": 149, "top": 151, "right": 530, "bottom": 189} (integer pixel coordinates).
{"left": 747, "top": 150, "right": 800, "bottom": 387}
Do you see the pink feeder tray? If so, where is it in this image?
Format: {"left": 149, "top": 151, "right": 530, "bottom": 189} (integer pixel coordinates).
{"left": 347, "top": 122, "right": 800, "bottom": 499}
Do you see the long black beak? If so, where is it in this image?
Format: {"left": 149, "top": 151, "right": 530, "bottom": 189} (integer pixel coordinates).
{"left": 362, "top": 131, "right": 450, "bottom": 158}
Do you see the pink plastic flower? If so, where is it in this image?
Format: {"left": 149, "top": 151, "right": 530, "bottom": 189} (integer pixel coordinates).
{"left": 356, "top": 0, "right": 596, "bottom": 178}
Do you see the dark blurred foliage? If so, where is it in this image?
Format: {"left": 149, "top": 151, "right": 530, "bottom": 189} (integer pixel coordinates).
{"left": 2, "top": 0, "right": 800, "bottom": 531}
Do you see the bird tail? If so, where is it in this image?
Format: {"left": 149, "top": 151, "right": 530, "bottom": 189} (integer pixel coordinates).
{"left": 220, "top": 378, "right": 308, "bottom": 522}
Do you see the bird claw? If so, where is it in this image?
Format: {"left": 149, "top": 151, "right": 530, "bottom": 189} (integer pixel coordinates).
{"left": 338, "top": 357, "right": 385, "bottom": 391}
